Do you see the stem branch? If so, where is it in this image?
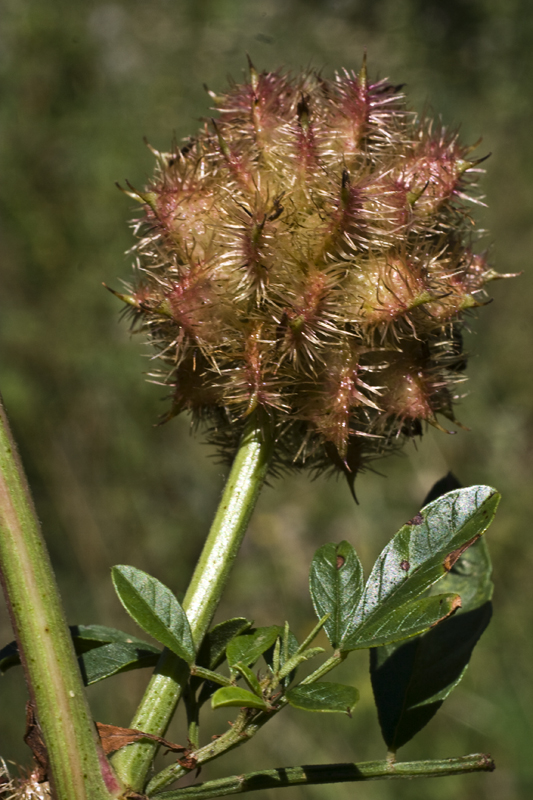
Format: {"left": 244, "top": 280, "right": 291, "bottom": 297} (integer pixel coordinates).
{"left": 151, "top": 754, "right": 495, "bottom": 799}
{"left": 112, "top": 415, "right": 273, "bottom": 791}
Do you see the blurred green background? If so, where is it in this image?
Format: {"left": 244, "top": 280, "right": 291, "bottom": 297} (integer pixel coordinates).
{"left": 1, "top": 1, "right": 532, "bottom": 798}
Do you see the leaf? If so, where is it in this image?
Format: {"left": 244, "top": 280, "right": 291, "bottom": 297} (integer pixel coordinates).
{"left": 309, "top": 541, "right": 364, "bottom": 648}
{"left": 0, "top": 640, "right": 19, "bottom": 673}
{"left": 95, "top": 722, "right": 186, "bottom": 756}
{"left": 71, "top": 624, "right": 160, "bottom": 654}
{"left": 0, "top": 624, "right": 159, "bottom": 675}
{"left": 371, "top": 535, "right": 494, "bottom": 751}
{"left": 196, "top": 618, "right": 252, "bottom": 671}
{"left": 226, "top": 626, "right": 281, "bottom": 669}
{"left": 433, "top": 534, "right": 493, "bottom": 608}
{"left": 342, "top": 486, "right": 499, "bottom": 650}
{"left": 111, "top": 566, "right": 195, "bottom": 665}
{"left": 349, "top": 593, "right": 461, "bottom": 650}
{"left": 285, "top": 682, "right": 359, "bottom": 714}
{"left": 78, "top": 641, "right": 160, "bottom": 685}
{"left": 233, "top": 662, "right": 263, "bottom": 696}
{"left": 195, "top": 618, "right": 253, "bottom": 708}
{"left": 211, "top": 686, "right": 269, "bottom": 711}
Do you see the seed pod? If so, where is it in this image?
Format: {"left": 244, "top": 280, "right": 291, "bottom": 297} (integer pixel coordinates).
{"left": 116, "top": 60, "right": 510, "bottom": 484}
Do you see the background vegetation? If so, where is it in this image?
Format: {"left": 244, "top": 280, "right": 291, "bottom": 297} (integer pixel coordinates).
{"left": 0, "top": 1, "right": 532, "bottom": 798}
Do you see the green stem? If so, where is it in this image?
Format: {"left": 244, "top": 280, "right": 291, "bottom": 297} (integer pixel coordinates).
{"left": 299, "top": 651, "right": 346, "bottom": 685}
{"left": 151, "top": 754, "right": 495, "bottom": 800}
{"left": 190, "top": 666, "right": 233, "bottom": 687}
{"left": 0, "top": 397, "right": 121, "bottom": 800}
{"left": 112, "top": 414, "right": 273, "bottom": 792}
{"left": 184, "top": 688, "right": 200, "bottom": 751}
{"left": 146, "top": 708, "right": 258, "bottom": 795}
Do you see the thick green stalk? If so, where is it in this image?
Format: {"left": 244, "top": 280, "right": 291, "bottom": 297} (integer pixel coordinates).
{"left": 0, "top": 397, "right": 120, "bottom": 800}
{"left": 151, "top": 754, "right": 495, "bottom": 800}
{"left": 112, "top": 415, "right": 273, "bottom": 792}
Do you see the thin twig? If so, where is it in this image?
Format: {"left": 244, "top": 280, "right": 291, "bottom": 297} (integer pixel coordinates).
{"left": 151, "top": 754, "right": 495, "bottom": 799}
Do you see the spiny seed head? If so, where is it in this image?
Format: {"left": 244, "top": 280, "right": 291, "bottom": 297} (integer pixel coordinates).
{"left": 117, "top": 60, "right": 510, "bottom": 486}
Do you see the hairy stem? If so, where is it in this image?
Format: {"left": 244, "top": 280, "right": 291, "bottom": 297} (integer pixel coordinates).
{"left": 150, "top": 754, "right": 495, "bottom": 799}
{"left": 0, "top": 397, "right": 120, "bottom": 800}
{"left": 112, "top": 414, "right": 273, "bottom": 792}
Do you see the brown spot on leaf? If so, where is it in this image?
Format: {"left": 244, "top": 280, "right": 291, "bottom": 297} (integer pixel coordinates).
{"left": 450, "top": 596, "right": 462, "bottom": 613}
{"left": 443, "top": 535, "right": 480, "bottom": 571}
{"left": 400, "top": 560, "right": 410, "bottom": 571}
{"left": 96, "top": 722, "right": 186, "bottom": 756}
{"left": 430, "top": 595, "right": 462, "bottom": 627}
{"left": 406, "top": 513, "right": 424, "bottom": 526}
{"left": 336, "top": 554, "right": 346, "bottom": 569}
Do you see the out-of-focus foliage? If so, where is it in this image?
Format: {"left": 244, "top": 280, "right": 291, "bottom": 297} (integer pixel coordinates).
{"left": 0, "top": 1, "right": 532, "bottom": 798}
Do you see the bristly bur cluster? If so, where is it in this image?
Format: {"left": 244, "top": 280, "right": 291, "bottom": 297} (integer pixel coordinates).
{"left": 116, "top": 58, "right": 509, "bottom": 484}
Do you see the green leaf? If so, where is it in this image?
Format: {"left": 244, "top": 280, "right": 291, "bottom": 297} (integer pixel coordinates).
{"left": 234, "top": 662, "right": 263, "bottom": 696}
{"left": 79, "top": 641, "right": 160, "bottom": 685}
{"left": 0, "top": 640, "right": 18, "bottom": 673}
{"left": 371, "top": 535, "right": 493, "bottom": 751}
{"left": 346, "top": 593, "right": 461, "bottom": 650}
{"left": 196, "top": 618, "right": 252, "bottom": 671}
{"left": 285, "top": 682, "right": 359, "bottom": 714}
{"left": 111, "top": 565, "right": 195, "bottom": 665}
{"left": 226, "top": 626, "right": 281, "bottom": 669}
{"left": 433, "top": 534, "right": 493, "bottom": 609}
{"left": 211, "top": 686, "right": 269, "bottom": 711}
{"left": 342, "top": 486, "right": 499, "bottom": 650}
{"left": 309, "top": 541, "right": 364, "bottom": 648}
{"left": 0, "top": 624, "right": 159, "bottom": 674}
{"left": 195, "top": 618, "right": 253, "bottom": 708}
{"left": 71, "top": 624, "right": 161, "bottom": 653}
